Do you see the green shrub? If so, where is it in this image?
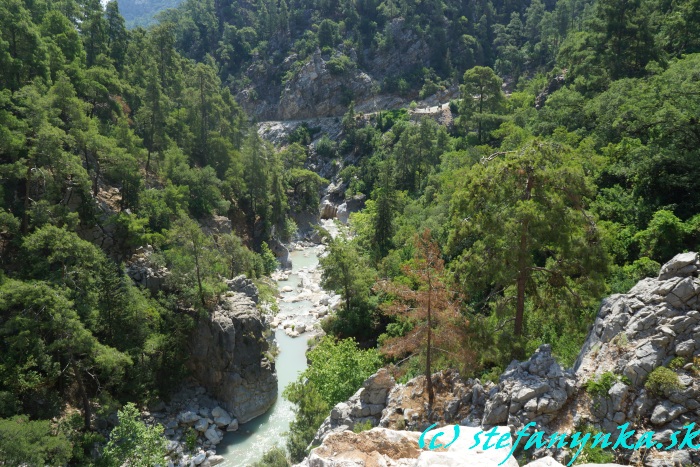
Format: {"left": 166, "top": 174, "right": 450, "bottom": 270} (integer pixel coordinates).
{"left": 645, "top": 367, "right": 682, "bottom": 396}
{"left": 395, "top": 416, "right": 406, "bottom": 430}
{"left": 586, "top": 372, "right": 629, "bottom": 398}
{"left": 254, "top": 277, "right": 279, "bottom": 313}
{"left": 571, "top": 425, "right": 616, "bottom": 465}
{"left": 669, "top": 357, "right": 686, "bottom": 370}
{"left": 481, "top": 366, "right": 504, "bottom": 384}
{"left": 251, "top": 446, "right": 289, "bottom": 467}
{"left": 611, "top": 332, "right": 629, "bottom": 348}
{"left": 326, "top": 54, "right": 354, "bottom": 75}
{"left": 185, "top": 427, "right": 198, "bottom": 452}
{"left": 260, "top": 241, "right": 279, "bottom": 275}
{"left": 352, "top": 420, "right": 373, "bottom": 433}
{"left": 102, "top": 403, "right": 168, "bottom": 466}
{"left": 315, "top": 135, "right": 336, "bottom": 159}
{"left": 419, "top": 79, "right": 442, "bottom": 99}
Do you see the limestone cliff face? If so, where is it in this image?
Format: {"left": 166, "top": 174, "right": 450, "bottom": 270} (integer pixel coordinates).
{"left": 187, "top": 287, "right": 277, "bottom": 424}
{"left": 278, "top": 49, "right": 374, "bottom": 120}
{"left": 237, "top": 18, "right": 432, "bottom": 121}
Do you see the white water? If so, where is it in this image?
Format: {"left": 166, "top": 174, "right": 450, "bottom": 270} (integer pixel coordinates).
{"left": 216, "top": 248, "right": 320, "bottom": 466}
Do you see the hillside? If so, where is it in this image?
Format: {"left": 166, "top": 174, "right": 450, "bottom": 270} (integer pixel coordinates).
{"left": 114, "top": 0, "right": 183, "bottom": 28}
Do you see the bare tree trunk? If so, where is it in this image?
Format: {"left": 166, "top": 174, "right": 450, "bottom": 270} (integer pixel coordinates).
{"left": 426, "top": 273, "right": 434, "bottom": 410}
{"left": 193, "top": 245, "right": 205, "bottom": 308}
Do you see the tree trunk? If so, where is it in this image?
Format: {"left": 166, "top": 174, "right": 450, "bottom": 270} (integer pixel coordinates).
{"left": 515, "top": 172, "right": 534, "bottom": 336}
{"left": 21, "top": 166, "right": 30, "bottom": 234}
{"left": 194, "top": 250, "right": 205, "bottom": 308}
{"left": 426, "top": 274, "right": 434, "bottom": 411}
{"left": 72, "top": 360, "right": 92, "bottom": 430}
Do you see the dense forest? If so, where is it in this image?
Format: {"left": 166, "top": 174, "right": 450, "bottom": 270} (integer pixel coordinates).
{"left": 0, "top": 0, "right": 699, "bottom": 464}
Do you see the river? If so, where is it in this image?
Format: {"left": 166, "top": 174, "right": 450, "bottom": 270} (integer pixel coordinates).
{"left": 215, "top": 245, "right": 322, "bottom": 466}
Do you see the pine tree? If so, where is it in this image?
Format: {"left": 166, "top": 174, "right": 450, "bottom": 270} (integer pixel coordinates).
{"left": 376, "top": 229, "right": 472, "bottom": 410}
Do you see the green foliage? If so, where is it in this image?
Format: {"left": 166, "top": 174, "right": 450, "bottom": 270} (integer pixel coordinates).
{"left": 4, "top": 0, "right": 700, "bottom": 461}
{"left": 326, "top": 54, "right": 354, "bottom": 75}
{"left": 571, "top": 425, "right": 617, "bottom": 465}
{"left": 634, "top": 210, "right": 691, "bottom": 263}
{"left": 218, "top": 233, "right": 260, "bottom": 279}
{"left": 585, "top": 372, "right": 629, "bottom": 398}
{"left": 260, "top": 241, "right": 279, "bottom": 275}
{"left": 669, "top": 357, "right": 685, "bottom": 371}
{"left": 449, "top": 140, "right": 609, "bottom": 354}
{"left": 606, "top": 257, "right": 661, "bottom": 295}
{"left": 0, "top": 416, "right": 72, "bottom": 466}
{"left": 352, "top": 420, "right": 373, "bottom": 433}
{"left": 283, "top": 381, "right": 328, "bottom": 462}
{"left": 645, "top": 367, "right": 682, "bottom": 396}
{"left": 164, "top": 216, "right": 226, "bottom": 309}
{"left": 478, "top": 366, "right": 503, "bottom": 384}
{"left": 302, "top": 336, "right": 382, "bottom": 407}
{"left": 184, "top": 427, "right": 197, "bottom": 452}
{"left": 102, "top": 403, "right": 167, "bottom": 467}
{"left": 254, "top": 277, "right": 280, "bottom": 313}
{"left": 459, "top": 66, "right": 505, "bottom": 143}
{"left": 288, "top": 124, "right": 315, "bottom": 145}
{"left": 319, "top": 237, "right": 378, "bottom": 339}
{"left": 250, "top": 446, "right": 289, "bottom": 467}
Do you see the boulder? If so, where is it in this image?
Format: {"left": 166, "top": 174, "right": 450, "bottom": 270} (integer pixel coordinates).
{"left": 178, "top": 411, "right": 200, "bottom": 425}
{"left": 319, "top": 199, "right": 337, "bottom": 220}
{"left": 204, "top": 426, "right": 223, "bottom": 445}
{"left": 194, "top": 418, "right": 209, "bottom": 432}
{"left": 192, "top": 452, "right": 206, "bottom": 465}
{"left": 658, "top": 252, "right": 699, "bottom": 280}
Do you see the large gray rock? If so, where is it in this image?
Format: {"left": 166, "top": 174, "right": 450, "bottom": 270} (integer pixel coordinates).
{"left": 204, "top": 426, "right": 223, "bottom": 445}
{"left": 575, "top": 252, "right": 700, "bottom": 387}
{"left": 187, "top": 294, "right": 277, "bottom": 424}
{"left": 225, "top": 275, "right": 260, "bottom": 304}
{"left": 125, "top": 245, "right": 170, "bottom": 294}
{"left": 482, "top": 345, "right": 575, "bottom": 430}
{"left": 568, "top": 252, "right": 700, "bottom": 466}
{"left": 336, "top": 194, "right": 366, "bottom": 224}
{"left": 312, "top": 368, "right": 396, "bottom": 445}
{"left": 319, "top": 199, "right": 338, "bottom": 220}
{"left": 658, "top": 252, "right": 699, "bottom": 280}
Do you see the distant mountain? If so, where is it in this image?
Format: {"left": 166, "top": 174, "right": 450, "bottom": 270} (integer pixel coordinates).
{"left": 115, "top": 0, "right": 183, "bottom": 28}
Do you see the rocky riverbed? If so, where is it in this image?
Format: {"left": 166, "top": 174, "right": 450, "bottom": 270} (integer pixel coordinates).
{"left": 270, "top": 241, "right": 342, "bottom": 338}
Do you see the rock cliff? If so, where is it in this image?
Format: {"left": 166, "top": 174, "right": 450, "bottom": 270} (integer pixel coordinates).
{"left": 187, "top": 287, "right": 277, "bottom": 424}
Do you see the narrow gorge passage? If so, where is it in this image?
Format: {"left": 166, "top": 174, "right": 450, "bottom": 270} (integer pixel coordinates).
{"left": 216, "top": 242, "right": 324, "bottom": 465}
